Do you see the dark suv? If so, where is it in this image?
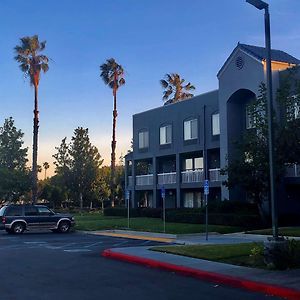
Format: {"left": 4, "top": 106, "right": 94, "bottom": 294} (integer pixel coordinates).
{"left": 0, "top": 204, "right": 75, "bottom": 234}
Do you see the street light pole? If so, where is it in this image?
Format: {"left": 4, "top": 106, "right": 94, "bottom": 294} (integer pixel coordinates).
{"left": 246, "top": 0, "right": 278, "bottom": 239}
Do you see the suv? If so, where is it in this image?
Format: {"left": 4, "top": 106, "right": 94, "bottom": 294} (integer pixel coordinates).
{"left": 0, "top": 204, "right": 75, "bottom": 234}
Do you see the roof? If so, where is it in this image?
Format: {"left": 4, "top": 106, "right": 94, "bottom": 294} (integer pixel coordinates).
{"left": 217, "top": 43, "right": 300, "bottom": 77}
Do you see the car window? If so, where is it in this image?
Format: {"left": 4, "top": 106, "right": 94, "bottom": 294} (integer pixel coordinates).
{"left": 37, "top": 207, "right": 52, "bottom": 215}
{"left": 0, "top": 206, "right": 7, "bottom": 216}
{"left": 5, "top": 206, "right": 23, "bottom": 216}
{"left": 25, "top": 206, "right": 38, "bottom": 216}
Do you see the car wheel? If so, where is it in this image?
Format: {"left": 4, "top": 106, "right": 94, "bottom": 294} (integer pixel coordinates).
{"left": 12, "top": 222, "right": 25, "bottom": 234}
{"left": 58, "top": 221, "right": 70, "bottom": 233}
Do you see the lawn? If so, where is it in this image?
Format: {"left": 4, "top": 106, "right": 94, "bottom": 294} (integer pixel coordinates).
{"left": 151, "top": 242, "right": 300, "bottom": 269}
{"left": 74, "top": 213, "right": 243, "bottom": 234}
{"left": 246, "top": 227, "right": 300, "bottom": 237}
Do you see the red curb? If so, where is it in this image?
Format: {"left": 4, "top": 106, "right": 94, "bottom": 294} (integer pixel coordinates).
{"left": 102, "top": 249, "right": 300, "bottom": 300}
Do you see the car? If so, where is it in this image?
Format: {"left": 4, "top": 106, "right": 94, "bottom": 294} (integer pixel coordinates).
{"left": 0, "top": 204, "right": 75, "bottom": 234}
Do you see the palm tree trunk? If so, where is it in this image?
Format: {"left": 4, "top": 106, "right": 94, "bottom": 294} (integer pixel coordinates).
{"left": 111, "top": 81, "right": 117, "bottom": 207}
{"left": 32, "top": 84, "right": 39, "bottom": 204}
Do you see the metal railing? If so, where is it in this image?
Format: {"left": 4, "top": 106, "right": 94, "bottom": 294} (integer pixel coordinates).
{"left": 157, "top": 172, "right": 176, "bottom": 185}
{"left": 285, "top": 164, "right": 300, "bottom": 177}
{"left": 181, "top": 169, "right": 204, "bottom": 183}
{"left": 209, "top": 168, "right": 221, "bottom": 182}
{"left": 135, "top": 174, "right": 153, "bottom": 186}
{"left": 128, "top": 176, "right": 133, "bottom": 186}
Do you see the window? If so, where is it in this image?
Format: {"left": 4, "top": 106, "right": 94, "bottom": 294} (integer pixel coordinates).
{"left": 184, "top": 158, "right": 193, "bottom": 170}
{"left": 138, "top": 131, "right": 149, "bottom": 149}
{"left": 5, "top": 206, "right": 22, "bottom": 216}
{"left": 184, "top": 192, "right": 194, "bottom": 208}
{"left": 160, "top": 125, "right": 172, "bottom": 145}
{"left": 37, "top": 206, "right": 53, "bottom": 215}
{"left": 184, "top": 119, "right": 198, "bottom": 140}
{"left": 25, "top": 206, "right": 38, "bottom": 216}
{"left": 194, "top": 157, "right": 203, "bottom": 169}
{"left": 212, "top": 113, "right": 220, "bottom": 135}
{"left": 184, "top": 157, "right": 203, "bottom": 170}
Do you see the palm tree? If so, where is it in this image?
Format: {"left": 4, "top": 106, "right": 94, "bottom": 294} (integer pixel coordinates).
{"left": 100, "top": 58, "right": 125, "bottom": 207}
{"left": 43, "top": 162, "right": 50, "bottom": 180}
{"left": 160, "top": 73, "right": 195, "bottom": 105}
{"left": 14, "top": 35, "right": 49, "bottom": 203}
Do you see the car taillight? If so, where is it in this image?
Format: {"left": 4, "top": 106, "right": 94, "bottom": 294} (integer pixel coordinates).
{"left": 2, "top": 217, "right": 6, "bottom": 223}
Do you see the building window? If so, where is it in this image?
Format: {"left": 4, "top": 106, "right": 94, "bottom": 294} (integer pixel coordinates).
{"left": 212, "top": 113, "right": 220, "bottom": 135}
{"left": 138, "top": 131, "right": 149, "bottom": 149}
{"left": 184, "top": 192, "right": 194, "bottom": 208}
{"left": 194, "top": 157, "right": 203, "bottom": 169}
{"left": 160, "top": 125, "right": 172, "bottom": 145}
{"left": 184, "top": 119, "right": 198, "bottom": 140}
{"left": 184, "top": 158, "right": 193, "bottom": 170}
{"left": 184, "top": 157, "right": 203, "bottom": 170}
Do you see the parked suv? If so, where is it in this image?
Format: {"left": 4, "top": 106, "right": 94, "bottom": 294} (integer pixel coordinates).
{"left": 0, "top": 204, "right": 75, "bottom": 234}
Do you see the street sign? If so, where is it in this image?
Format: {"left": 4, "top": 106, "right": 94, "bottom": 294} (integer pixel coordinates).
{"left": 161, "top": 186, "right": 166, "bottom": 199}
{"left": 204, "top": 179, "right": 209, "bottom": 195}
{"left": 125, "top": 190, "right": 130, "bottom": 201}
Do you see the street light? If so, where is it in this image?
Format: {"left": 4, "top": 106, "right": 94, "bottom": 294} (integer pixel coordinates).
{"left": 246, "top": 0, "right": 278, "bottom": 239}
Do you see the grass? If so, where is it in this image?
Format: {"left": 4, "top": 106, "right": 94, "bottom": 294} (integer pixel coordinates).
{"left": 151, "top": 243, "right": 265, "bottom": 268}
{"left": 246, "top": 227, "right": 300, "bottom": 237}
{"left": 74, "top": 213, "right": 243, "bottom": 234}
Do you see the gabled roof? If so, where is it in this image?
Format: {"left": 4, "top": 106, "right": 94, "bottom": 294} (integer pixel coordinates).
{"left": 217, "top": 43, "right": 300, "bottom": 78}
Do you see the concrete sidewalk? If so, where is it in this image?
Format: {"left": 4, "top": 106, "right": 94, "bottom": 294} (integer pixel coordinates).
{"left": 102, "top": 246, "right": 300, "bottom": 300}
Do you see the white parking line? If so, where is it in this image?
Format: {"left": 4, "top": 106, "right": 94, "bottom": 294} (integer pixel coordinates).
{"left": 63, "top": 249, "right": 91, "bottom": 253}
{"left": 112, "top": 241, "right": 128, "bottom": 247}
{"left": 84, "top": 241, "right": 103, "bottom": 248}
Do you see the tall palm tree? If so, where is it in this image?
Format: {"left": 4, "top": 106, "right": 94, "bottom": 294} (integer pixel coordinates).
{"left": 14, "top": 35, "right": 49, "bottom": 203}
{"left": 160, "top": 73, "right": 195, "bottom": 105}
{"left": 43, "top": 161, "right": 50, "bottom": 180}
{"left": 100, "top": 58, "right": 125, "bottom": 207}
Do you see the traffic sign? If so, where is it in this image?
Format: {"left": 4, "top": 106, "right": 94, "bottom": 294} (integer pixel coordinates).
{"left": 204, "top": 179, "right": 209, "bottom": 195}
{"left": 161, "top": 186, "right": 166, "bottom": 199}
{"left": 125, "top": 190, "right": 130, "bottom": 201}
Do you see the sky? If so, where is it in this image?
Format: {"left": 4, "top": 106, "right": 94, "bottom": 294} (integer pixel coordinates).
{"left": 0, "top": 0, "right": 299, "bottom": 177}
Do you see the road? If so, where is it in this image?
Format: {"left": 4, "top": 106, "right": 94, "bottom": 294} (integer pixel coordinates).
{"left": 0, "top": 231, "right": 280, "bottom": 300}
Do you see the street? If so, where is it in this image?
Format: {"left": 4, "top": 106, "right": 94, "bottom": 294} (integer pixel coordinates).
{"left": 0, "top": 231, "right": 280, "bottom": 300}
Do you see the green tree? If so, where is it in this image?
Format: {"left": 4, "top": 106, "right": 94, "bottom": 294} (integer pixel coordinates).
{"left": 68, "top": 127, "right": 103, "bottom": 209}
{"left": 100, "top": 58, "right": 125, "bottom": 207}
{"left": 14, "top": 35, "right": 49, "bottom": 203}
{"left": 160, "top": 73, "right": 195, "bottom": 105}
{"left": 0, "top": 118, "right": 30, "bottom": 202}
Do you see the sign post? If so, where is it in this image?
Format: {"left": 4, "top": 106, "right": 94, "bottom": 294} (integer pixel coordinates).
{"left": 204, "top": 180, "right": 209, "bottom": 241}
{"left": 161, "top": 186, "right": 166, "bottom": 233}
{"left": 125, "top": 190, "right": 130, "bottom": 229}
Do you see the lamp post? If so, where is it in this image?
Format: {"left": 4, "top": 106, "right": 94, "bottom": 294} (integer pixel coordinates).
{"left": 246, "top": 0, "right": 278, "bottom": 239}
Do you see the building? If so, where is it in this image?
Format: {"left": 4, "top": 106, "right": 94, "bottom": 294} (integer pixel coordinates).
{"left": 125, "top": 43, "right": 300, "bottom": 212}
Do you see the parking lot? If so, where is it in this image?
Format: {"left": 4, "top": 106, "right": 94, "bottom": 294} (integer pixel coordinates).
{"left": 0, "top": 231, "right": 278, "bottom": 300}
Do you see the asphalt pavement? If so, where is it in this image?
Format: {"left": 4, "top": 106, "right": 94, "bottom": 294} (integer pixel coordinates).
{"left": 0, "top": 230, "right": 280, "bottom": 300}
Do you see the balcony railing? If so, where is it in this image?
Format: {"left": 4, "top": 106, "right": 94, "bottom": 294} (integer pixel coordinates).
{"left": 128, "top": 176, "right": 133, "bottom": 187}
{"left": 285, "top": 164, "right": 300, "bottom": 177}
{"left": 209, "top": 168, "right": 221, "bottom": 182}
{"left": 181, "top": 169, "right": 204, "bottom": 183}
{"left": 136, "top": 174, "right": 153, "bottom": 186}
{"left": 158, "top": 172, "right": 176, "bottom": 185}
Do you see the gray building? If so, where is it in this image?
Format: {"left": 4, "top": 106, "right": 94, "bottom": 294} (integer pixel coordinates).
{"left": 125, "top": 43, "right": 300, "bottom": 211}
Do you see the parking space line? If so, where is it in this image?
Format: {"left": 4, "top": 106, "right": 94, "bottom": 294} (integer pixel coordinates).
{"left": 84, "top": 241, "right": 103, "bottom": 248}
{"left": 64, "top": 249, "right": 92, "bottom": 253}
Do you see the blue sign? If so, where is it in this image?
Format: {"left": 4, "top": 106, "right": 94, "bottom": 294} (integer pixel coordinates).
{"left": 125, "top": 190, "right": 130, "bottom": 201}
{"left": 161, "top": 186, "right": 166, "bottom": 199}
{"left": 204, "top": 180, "right": 209, "bottom": 195}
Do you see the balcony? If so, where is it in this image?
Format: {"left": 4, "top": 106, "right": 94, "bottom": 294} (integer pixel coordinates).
{"left": 158, "top": 172, "right": 176, "bottom": 185}
{"left": 128, "top": 176, "right": 133, "bottom": 186}
{"left": 136, "top": 174, "right": 153, "bottom": 186}
{"left": 209, "top": 168, "right": 221, "bottom": 182}
{"left": 285, "top": 164, "right": 300, "bottom": 177}
{"left": 181, "top": 169, "right": 204, "bottom": 183}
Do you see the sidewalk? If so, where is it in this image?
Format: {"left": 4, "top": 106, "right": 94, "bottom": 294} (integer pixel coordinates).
{"left": 102, "top": 246, "right": 300, "bottom": 300}
{"left": 95, "top": 230, "right": 300, "bottom": 299}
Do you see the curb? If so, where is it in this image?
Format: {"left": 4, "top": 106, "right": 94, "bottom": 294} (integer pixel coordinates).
{"left": 102, "top": 249, "right": 300, "bottom": 300}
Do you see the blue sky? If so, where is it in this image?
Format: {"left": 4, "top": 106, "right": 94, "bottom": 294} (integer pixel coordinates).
{"left": 0, "top": 0, "right": 299, "bottom": 176}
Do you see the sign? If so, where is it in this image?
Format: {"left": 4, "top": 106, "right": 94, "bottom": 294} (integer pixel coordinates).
{"left": 125, "top": 190, "right": 130, "bottom": 201}
{"left": 204, "top": 179, "right": 209, "bottom": 195}
{"left": 161, "top": 186, "right": 166, "bottom": 199}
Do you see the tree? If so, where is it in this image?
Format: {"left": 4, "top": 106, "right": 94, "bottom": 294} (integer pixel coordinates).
{"left": 14, "top": 35, "right": 49, "bottom": 203}
{"left": 0, "top": 117, "right": 30, "bottom": 203}
{"left": 100, "top": 58, "right": 125, "bottom": 207}
{"left": 160, "top": 73, "right": 195, "bottom": 105}
{"left": 222, "top": 81, "right": 300, "bottom": 221}
{"left": 43, "top": 162, "right": 50, "bottom": 179}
